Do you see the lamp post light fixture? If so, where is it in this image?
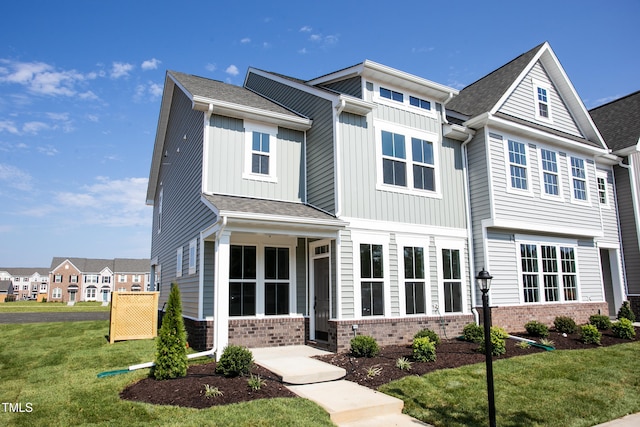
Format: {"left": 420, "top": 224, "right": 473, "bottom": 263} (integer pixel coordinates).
{"left": 476, "top": 268, "right": 496, "bottom": 427}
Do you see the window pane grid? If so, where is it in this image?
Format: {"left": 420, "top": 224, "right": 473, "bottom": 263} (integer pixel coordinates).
{"left": 597, "top": 177, "right": 607, "bottom": 204}
{"left": 508, "top": 140, "right": 528, "bottom": 190}
{"left": 361, "top": 244, "right": 384, "bottom": 316}
{"left": 571, "top": 157, "right": 587, "bottom": 200}
{"left": 541, "top": 149, "right": 559, "bottom": 195}
{"left": 404, "top": 247, "right": 425, "bottom": 315}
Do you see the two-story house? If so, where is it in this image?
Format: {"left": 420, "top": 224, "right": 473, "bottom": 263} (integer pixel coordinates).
{"left": 446, "top": 42, "right": 625, "bottom": 329}
{"left": 147, "top": 63, "right": 473, "bottom": 354}
{"left": 0, "top": 268, "right": 49, "bottom": 300}
{"left": 590, "top": 91, "right": 640, "bottom": 318}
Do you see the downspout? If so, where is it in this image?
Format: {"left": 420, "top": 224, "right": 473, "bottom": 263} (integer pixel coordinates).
{"left": 212, "top": 215, "right": 228, "bottom": 360}
{"left": 461, "top": 132, "right": 479, "bottom": 324}
{"left": 334, "top": 99, "right": 346, "bottom": 217}
{"left": 616, "top": 159, "right": 633, "bottom": 296}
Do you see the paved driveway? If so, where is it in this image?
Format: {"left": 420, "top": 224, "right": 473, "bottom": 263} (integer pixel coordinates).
{"left": 0, "top": 311, "right": 109, "bottom": 324}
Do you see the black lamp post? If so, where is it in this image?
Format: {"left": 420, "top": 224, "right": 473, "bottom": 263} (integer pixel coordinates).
{"left": 477, "top": 268, "right": 496, "bottom": 427}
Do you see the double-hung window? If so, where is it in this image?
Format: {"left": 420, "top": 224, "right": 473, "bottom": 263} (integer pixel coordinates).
{"left": 403, "top": 246, "right": 426, "bottom": 315}
{"left": 540, "top": 148, "right": 560, "bottom": 196}
{"left": 188, "top": 239, "right": 197, "bottom": 275}
{"left": 520, "top": 242, "right": 578, "bottom": 303}
{"left": 570, "top": 157, "right": 588, "bottom": 201}
{"left": 54, "top": 274, "right": 62, "bottom": 283}
{"left": 251, "top": 132, "right": 270, "bottom": 175}
{"left": 560, "top": 248, "right": 577, "bottom": 301}
{"left": 533, "top": 79, "right": 552, "bottom": 121}
{"left": 264, "top": 247, "right": 290, "bottom": 315}
{"left": 382, "top": 131, "right": 407, "bottom": 186}
{"left": 244, "top": 122, "right": 277, "bottom": 182}
{"left": 176, "top": 247, "right": 183, "bottom": 277}
{"left": 360, "top": 244, "right": 384, "bottom": 316}
{"left": 521, "top": 244, "right": 539, "bottom": 303}
{"left": 508, "top": 140, "right": 528, "bottom": 190}
{"left": 597, "top": 172, "right": 608, "bottom": 206}
{"left": 229, "top": 245, "right": 257, "bottom": 316}
{"left": 442, "top": 249, "right": 462, "bottom": 313}
{"left": 412, "top": 138, "right": 435, "bottom": 191}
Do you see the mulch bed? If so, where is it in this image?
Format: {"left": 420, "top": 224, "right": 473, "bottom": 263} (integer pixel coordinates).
{"left": 120, "top": 327, "right": 638, "bottom": 408}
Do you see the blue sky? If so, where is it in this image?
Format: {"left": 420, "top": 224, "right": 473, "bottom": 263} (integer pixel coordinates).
{"left": 1, "top": 0, "right": 638, "bottom": 267}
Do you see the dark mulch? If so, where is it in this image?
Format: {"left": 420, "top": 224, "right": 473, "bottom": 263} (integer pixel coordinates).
{"left": 120, "top": 327, "right": 638, "bottom": 408}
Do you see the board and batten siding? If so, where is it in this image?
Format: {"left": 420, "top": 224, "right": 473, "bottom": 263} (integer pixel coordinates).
{"left": 321, "top": 76, "right": 362, "bottom": 98}
{"left": 614, "top": 160, "right": 640, "bottom": 294}
{"left": 499, "top": 61, "right": 582, "bottom": 137}
{"left": 339, "top": 108, "right": 467, "bottom": 228}
{"left": 245, "top": 72, "right": 336, "bottom": 213}
{"left": 488, "top": 131, "right": 603, "bottom": 233}
{"left": 338, "top": 229, "right": 355, "bottom": 318}
{"left": 205, "top": 114, "right": 304, "bottom": 202}
{"left": 150, "top": 86, "right": 217, "bottom": 319}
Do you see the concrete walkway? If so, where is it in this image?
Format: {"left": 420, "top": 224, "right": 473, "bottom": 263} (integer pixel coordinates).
{"left": 252, "top": 345, "right": 430, "bottom": 427}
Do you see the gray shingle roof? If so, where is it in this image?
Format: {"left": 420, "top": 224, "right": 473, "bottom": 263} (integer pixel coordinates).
{"left": 204, "top": 194, "right": 341, "bottom": 221}
{"left": 447, "top": 43, "right": 545, "bottom": 117}
{"left": 589, "top": 91, "right": 640, "bottom": 152}
{"left": 0, "top": 280, "right": 13, "bottom": 293}
{"left": 50, "top": 257, "right": 150, "bottom": 273}
{"left": 0, "top": 268, "right": 49, "bottom": 276}
{"left": 168, "top": 71, "right": 301, "bottom": 117}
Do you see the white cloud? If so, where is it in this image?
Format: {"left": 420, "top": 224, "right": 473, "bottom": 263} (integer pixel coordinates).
{"left": 111, "top": 62, "right": 134, "bottom": 79}
{"left": 0, "top": 120, "right": 19, "bottom": 134}
{"left": 298, "top": 48, "right": 308, "bottom": 54}
{"left": 0, "top": 163, "right": 33, "bottom": 191}
{"left": 133, "top": 81, "right": 163, "bottom": 101}
{"left": 37, "top": 145, "right": 58, "bottom": 156}
{"left": 78, "top": 90, "right": 99, "bottom": 100}
{"left": 0, "top": 59, "right": 94, "bottom": 97}
{"left": 309, "top": 33, "right": 339, "bottom": 47}
{"left": 141, "top": 58, "right": 161, "bottom": 71}
{"left": 240, "top": 38, "right": 251, "bottom": 44}
{"left": 310, "top": 34, "right": 322, "bottom": 42}
{"left": 148, "top": 82, "right": 163, "bottom": 97}
{"left": 225, "top": 65, "right": 239, "bottom": 76}
{"left": 205, "top": 63, "right": 217, "bottom": 72}
{"left": 300, "top": 26, "right": 312, "bottom": 32}
{"left": 22, "top": 121, "right": 49, "bottom": 134}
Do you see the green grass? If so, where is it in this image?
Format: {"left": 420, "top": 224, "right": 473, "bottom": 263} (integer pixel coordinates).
{"left": 0, "top": 321, "right": 334, "bottom": 427}
{"left": 380, "top": 342, "right": 640, "bottom": 427}
{"left": 0, "top": 301, "right": 110, "bottom": 313}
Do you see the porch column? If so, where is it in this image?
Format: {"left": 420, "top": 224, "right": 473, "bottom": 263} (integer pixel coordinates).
{"left": 214, "top": 230, "right": 231, "bottom": 360}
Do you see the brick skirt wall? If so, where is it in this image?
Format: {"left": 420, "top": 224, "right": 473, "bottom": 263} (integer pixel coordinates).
{"left": 476, "top": 302, "right": 609, "bottom": 333}
{"left": 327, "top": 314, "right": 474, "bottom": 353}
{"left": 228, "top": 317, "right": 306, "bottom": 348}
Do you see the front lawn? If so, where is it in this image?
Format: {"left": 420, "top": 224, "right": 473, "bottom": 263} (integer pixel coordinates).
{"left": 0, "top": 321, "right": 333, "bottom": 427}
{"left": 0, "top": 301, "right": 110, "bottom": 313}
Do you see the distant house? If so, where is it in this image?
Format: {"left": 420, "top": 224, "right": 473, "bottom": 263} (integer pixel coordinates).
{"left": 446, "top": 42, "right": 624, "bottom": 328}
{"left": 0, "top": 268, "right": 49, "bottom": 300}
{"left": 0, "top": 280, "right": 14, "bottom": 302}
{"left": 48, "top": 258, "right": 150, "bottom": 303}
{"left": 590, "top": 91, "right": 640, "bottom": 317}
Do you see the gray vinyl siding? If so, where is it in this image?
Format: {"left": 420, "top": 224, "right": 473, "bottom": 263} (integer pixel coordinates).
{"left": 485, "top": 231, "right": 520, "bottom": 306}
{"left": 389, "top": 234, "right": 399, "bottom": 316}
{"left": 296, "top": 238, "right": 307, "bottom": 315}
{"left": 339, "top": 111, "right": 466, "bottom": 228}
{"left": 205, "top": 114, "right": 305, "bottom": 202}
{"left": 499, "top": 61, "right": 582, "bottom": 137}
{"left": 339, "top": 229, "right": 355, "bottom": 318}
{"left": 577, "top": 239, "right": 605, "bottom": 302}
{"left": 203, "top": 241, "right": 215, "bottom": 317}
{"left": 321, "top": 76, "right": 362, "bottom": 98}
{"left": 150, "top": 86, "right": 217, "bottom": 318}
{"left": 467, "top": 130, "right": 491, "bottom": 274}
{"left": 596, "top": 168, "right": 621, "bottom": 246}
{"left": 245, "top": 72, "right": 336, "bottom": 213}
{"left": 488, "top": 131, "right": 603, "bottom": 233}
{"left": 615, "top": 161, "right": 640, "bottom": 294}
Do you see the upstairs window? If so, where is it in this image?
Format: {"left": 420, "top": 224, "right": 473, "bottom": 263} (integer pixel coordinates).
{"left": 597, "top": 172, "right": 608, "bottom": 206}
{"left": 251, "top": 132, "right": 270, "bottom": 175}
{"left": 412, "top": 138, "right": 435, "bottom": 191}
{"left": 508, "top": 140, "right": 528, "bottom": 190}
{"left": 540, "top": 148, "right": 560, "bottom": 196}
{"left": 537, "top": 87, "right": 549, "bottom": 117}
{"left": 244, "top": 122, "right": 277, "bottom": 182}
{"left": 409, "top": 96, "right": 431, "bottom": 111}
{"left": 533, "top": 79, "right": 552, "bottom": 121}
{"left": 380, "top": 87, "right": 403, "bottom": 102}
{"left": 188, "top": 239, "right": 197, "bottom": 275}
{"left": 382, "top": 131, "right": 407, "bottom": 186}
{"left": 570, "top": 157, "right": 588, "bottom": 201}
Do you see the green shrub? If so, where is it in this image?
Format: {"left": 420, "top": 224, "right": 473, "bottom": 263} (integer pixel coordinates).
{"left": 462, "top": 323, "right": 484, "bottom": 343}
{"left": 247, "top": 374, "right": 266, "bottom": 391}
{"left": 215, "top": 345, "right": 254, "bottom": 377}
{"left": 589, "top": 314, "right": 612, "bottom": 330}
{"left": 524, "top": 320, "right": 549, "bottom": 337}
{"left": 617, "top": 301, "right": 636, "bottom": 322}
{"left": 395, "top": 357, "right": 413, "bottom": 371}
{"left": 554, "top": 316, "right": 577, "bottom": 334}
{"left": 413, "top": 328, "right": 441, "bottom": 346}
{"left": 152, "top": 283, "right": 188, "bottom": 380}
{"left": 612, "top": 318, "right": 636, "bottom": 340}
{"left": 350, "top": 335, "right": 380, "bottom": 358}
{"left": 580, "top": 324, "right": 602, "bottom": 345}
{"left": 479, "top": 326, "right": 508, "bottom": 356}
{"left": 412, "top": 337, "right": 437, "bottom": 362}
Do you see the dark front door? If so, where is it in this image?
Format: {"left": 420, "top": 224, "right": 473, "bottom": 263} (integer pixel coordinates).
{"left": 314, "top": 257, "right": 330, "bottom": 341}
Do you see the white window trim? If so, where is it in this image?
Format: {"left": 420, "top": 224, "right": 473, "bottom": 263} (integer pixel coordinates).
{"left": 176, "top": 247, "right": 183, "bottom": 277}
{"left": 596, "top": 170, "right": 610, "bottom": 209}
{"left": 504, "top": 139, "right": 534, "bottom": 196}
{"left": 372, "top": 83, "right": 437, "bottom": 118}
{"left": 567, "top": 155, "right": 591, "bottom": 205}
{"left": 515, "top": 237, "right": 580, "bottom": 305}
{"left": 532, "top": 78, "right": 553, "bottom": 123}
{"left": 396, "top": 235, "right": 431, "bottom": 317}
{"left": 537, "top": 146, "right": 564, "bottom": 200}
{"left": 157, "top": 187, "right": 163, "bottom": 234}
{"left": 242, "top": 120, "right": 278, "bottom": 183}
{"left": 374, "top": 120, "right": 442, "bottom": 198}
{"left": 434, "top": 238, "right": 467, "bottom": 315}
{"left": 352, "top": 231, "right": 391, "bottom": 319}
{"left": 188, "top": 239, "right": 197, "bottom": 275}
{"left": 229, "top": 234, "right": 297, "bottom": 318}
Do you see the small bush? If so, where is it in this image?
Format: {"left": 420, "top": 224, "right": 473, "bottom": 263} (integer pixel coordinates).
{"left": 412, "top": 337, "right": 437, "bottom": 362}
{"left": 413, "top": 328, "right": 441, "bottom": 347}
{"left": 539, "top": 338, "right": 555, "bottom": 347}
{"left": 462, "top": 323, "right": 484, "bottom": 343}
{"left": 580, "top": 324, "right": 602, "bottom": 345}
{"left": 203, "top": 384, "right": 223, "bottom": 398}
{"left": 554, "top": 316, "right": 577, "bottom": 334}
{"left": 612, "top": 318, "right": 636, "bottom": 340}
{"left": 215, "top": 345, "right": 254, "bottom": 377}
{"left": 350, "top": 335, "right": 380, "bottom": 358}
{"left": 479, "top": 326, "right": 508, "bottom": 356}
{"left": 516, "top": 341, "right": 531, "bottom": 349}
{"left": 617, "top": 301, "right": 636, "bottom": 322}
{"left": 589, "top": 314, "right": 612, "bottom": 330}
{"left": 247, "top": 374, "right": 266, "bottom": 391}
{"left": 524, "top": 320, "right": 549, "bottom": 337}
{"left": 395, "top": 357, "right": 413, "bottom": 371}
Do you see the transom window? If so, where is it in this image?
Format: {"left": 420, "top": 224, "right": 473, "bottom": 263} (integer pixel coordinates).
{"left": 442, "top": 249, "right": 462, "bottom": 313}
{"left": 380, "top": 87, "right": 403, "bottom": 102}
{"left": 360, "top": 244, "right": 384, "bottom": 317}
{"left": 540, "top": 148, "right": 559, "bottom": 196}
{"left": 520, "top": 243, "right": 578, "bottom": 303}
{"left": 570, "top": 157, "right": 588, "bottom": 201}
{"left": 409, "top": 96, "right": 431, "bottom": 111}
{"left": 403, "top": 246, "right": 425, "bottom": 315}
{"left": 508, "top": 140, "right": 528, "bottom": 190}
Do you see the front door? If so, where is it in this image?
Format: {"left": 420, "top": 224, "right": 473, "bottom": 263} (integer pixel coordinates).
{"left": 313, "top": 256, "right": 330, "bottom": 341}
{"left": 69, "top": 290, "right": 76, "bottom": 302}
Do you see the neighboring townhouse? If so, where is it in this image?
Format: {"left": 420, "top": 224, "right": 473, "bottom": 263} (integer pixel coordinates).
{"left": 446, "top": 42, "right": 625, "bottom": 330}
{"left": 0, "top": 280, "right": 14, "bottom": 302}
{"left": 590, "top": 91, "right": 640, "bottom": 318}
{"left": 48, "top": 257, "right": 150, "bottom": 303}
{"left": 147, "top": 62, "right": 473, "bottom": 354}
{"left": 0, "top": 268, "right": 49, "bottom": 300}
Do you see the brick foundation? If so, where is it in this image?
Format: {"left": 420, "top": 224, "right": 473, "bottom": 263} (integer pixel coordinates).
{"left": 328, "top": 314, "right": 474, "bottom": 353}
{"left": 157, "top": 311, "right": 214, "bottom": 352}
{"left": 476, "top": 302, "right": 609, "bottom": 333}
{"left": 228, "top": 317, "right": 306, "bottom": 348}
{"left": 627, "top": 296, "right": 640, "bottom": 320}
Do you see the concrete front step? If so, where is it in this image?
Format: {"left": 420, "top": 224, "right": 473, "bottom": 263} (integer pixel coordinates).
{"left": 287, "top": 380, "right": 405, "bottom": 425}
{"left": 252, "top": 345, "right": 346, "bottom": 385}
{"left": 340, "top": 413, "right": 432, "bottom": 427}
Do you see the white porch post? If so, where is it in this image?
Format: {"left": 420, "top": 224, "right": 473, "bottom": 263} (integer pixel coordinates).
{"left": 214, "top": 230, "right": 231, "bottom": 360}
